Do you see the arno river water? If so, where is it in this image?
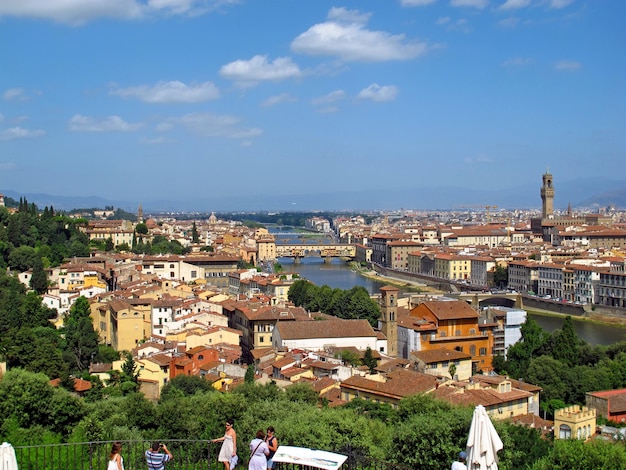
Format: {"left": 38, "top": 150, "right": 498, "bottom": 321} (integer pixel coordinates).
{"left": 277, "top": 257, "right": 626, "bottom": 346}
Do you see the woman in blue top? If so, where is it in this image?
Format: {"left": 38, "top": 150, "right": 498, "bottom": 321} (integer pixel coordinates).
{"left": 264, "top": 426, "right": 278, "bottom": 469}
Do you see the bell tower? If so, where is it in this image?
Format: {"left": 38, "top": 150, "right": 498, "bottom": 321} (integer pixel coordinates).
{"left": 379, "top": 285, "right": 399, "bottom": 357}
{"left": 540, "top": 170, "right": 554, "bottom": 219}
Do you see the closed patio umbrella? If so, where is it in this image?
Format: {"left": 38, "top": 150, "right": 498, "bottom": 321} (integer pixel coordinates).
{"left": 1, "top": 442, "right": 18, "bottom": 470}
{"left": 465, "top": 405, "right": 503, "bottom": 470}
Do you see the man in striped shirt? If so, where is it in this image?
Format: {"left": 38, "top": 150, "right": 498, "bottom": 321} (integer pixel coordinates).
{"left": 145, "top": 442, "right": 172, "bottom": 470}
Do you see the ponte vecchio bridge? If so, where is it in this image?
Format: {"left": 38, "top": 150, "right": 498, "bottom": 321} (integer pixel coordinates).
{"left": 275, "top": 243, "right": 356, "bottom": 263}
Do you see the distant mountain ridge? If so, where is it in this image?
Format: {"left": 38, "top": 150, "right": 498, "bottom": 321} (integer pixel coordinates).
{"left": 3, "top": 178, "right": 626, "bottom": 213}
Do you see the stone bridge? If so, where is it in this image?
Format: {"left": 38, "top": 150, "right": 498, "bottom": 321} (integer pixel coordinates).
{"left": 449, "top": 291, "right": 525, "bottom": 309}
{"left": 275, "top": 243, "right": 356, "bottom": 263}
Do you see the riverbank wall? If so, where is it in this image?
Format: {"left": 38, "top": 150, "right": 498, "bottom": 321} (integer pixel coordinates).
{"left": 369, "top": 264, "right": 626, "bottom": 326}
{"left": 522, "top": 296, "right": 586, "bottom": 317}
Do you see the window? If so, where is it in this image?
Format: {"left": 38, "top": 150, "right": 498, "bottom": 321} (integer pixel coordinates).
{"left": 470, "top": 345, "right": 476, "bottom": 355}
{"left": 470, "top": 328, "right": 476, "bottom": 335}
{"left": 440, "top": 331, "right": 447, "bottom": 337}
{"left": 559, "top": 424, "right": 572, "bottom": 439}
{"left": 479, "top": 347, "right": 487, "bottom": 356}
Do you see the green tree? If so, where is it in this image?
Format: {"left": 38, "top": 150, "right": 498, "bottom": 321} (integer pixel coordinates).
{"left": 160, "top": 375, "right": 215, "bottom": 401}
{"left": 8, "top": 245, "right": 37, "bottom": 272}
{"left": 288, "top": 279, "right": 313, "bottom": 307}
{"left": 4, "top": 327, "right": 67, "bottom": 378}
{"left": 550, "top": 316, "right": 580, "bottom": 367}
{"left": 284, "top": 383, "right": 319, "bottom": 405}
{"left": 245, "top": 363, "right": 256, "bottom": 384}
{"left": 362, "top": 347, "right": 378, "bottom": 374}
{"left": 0, "top": 369, "right": 84, "bottom": 434}
{"left": 388, "top": 403, "right": 472, "bottom": 468}
{"left": 191, "top": 222, "right": 200, "bottom": 243}
{"left": 135, "top": 222, "right": 148, "bottom": 235}
{"left": 30, "top": 255, "right": 48, "bottom": 294}
{"left": 526, "top": 355, "right": 570, "bottom": 407}
{"left": 120, "top": 352, "right": 140, "bottom": 390}
{"left": 506, "top": 318, "right": 548, "bottom": 380}
{"left": 104, "top": 237, "right": 114, "bottom": 252}
{"left": 529, "top": 438, "right": 626, "bottom": 470}
{"left": 493, "top": 265, "right": 508, "bottom": 288}
{"left": 63, "top": 296, "right": 100, "bottom": 372}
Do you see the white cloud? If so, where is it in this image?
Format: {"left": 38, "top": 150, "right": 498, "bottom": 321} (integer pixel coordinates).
{"left": 0, "top": 0, "right": 143, "bottom": 25}
{"left": 0, "top": 0, "right": 238, "bottom": 25}
{"left": 502, "top": 57, "right": 532, "bottom": 67}
{"left": 450, "top": 0, "right": 489, "bottom": 8}
{"left": 554, "top": 60, "right": 581, "bottom": 71}
{"left": 220, "top": 55, "right": 302, "bottom": 85}
{"left": 311, "top": 90, "right": 346, "bottom": 105}
{"left": 436, "top": 16, "right": 450, "bottom": 25}
{"left": 357, "top": 84, "right": 399, "bottom": 102}
{"left": 69, "top": 114, "right": 142, "bottom": 132}
{"left": 400, "top": 0, "right": 437, "bottom": 6}
{"left": 499, "top": 0, "right": 532, "bottom": 9}
{"left": 3, "top": 88, "right": 27, "bottom": 101}
{"left": 327, "top": 7, "right": 370, "bottom": 24}
{"left": 0, "top": 162, "right": 17, "bottom": 170}
{"left": 110, "top": 81, "right": 219, "bottom": 103}
{"left": 291, "top": 8, "right": 428, "bottom": 62}
{"left": 147, "top": 0, "right": 239, "bottom": 16}
{"left": 0, "top": 126, "right": 45, "bottom": 141}
{"left": 158, "top": 112, "right": 262, "bottom": 139}
{"left": 549, "top": 0, "right": 573, "bottom": 8}
{"left": 261, "top": 93, "right": 297, "bottom": 107}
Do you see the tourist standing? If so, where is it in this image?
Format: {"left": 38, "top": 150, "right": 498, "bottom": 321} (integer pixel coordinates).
{"left": 264, "top": 426, "right": 278, "bottom": 469}
{"left": 108, "top": 442, "right": 124, "bottom": 470}
{"left": 451, "top": 451, "right": 467, "bottom": 470}
{"left": 249, "top": 430, "right": 269, "bottom": 470}
{"left": 213, "top": 418, "right": 237, "bottom": 470}
{"left": 145, "top": 442, "right": 172, "bottom": 470}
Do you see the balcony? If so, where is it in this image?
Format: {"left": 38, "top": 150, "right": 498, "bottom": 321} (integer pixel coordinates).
{"left": 12, "top": 440, "right": 410, "bottom": 470}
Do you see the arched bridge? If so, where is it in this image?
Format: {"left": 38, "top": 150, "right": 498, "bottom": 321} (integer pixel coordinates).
{"left": 275, "top": 243, "right": 356, "bottom": 263}
{"left": 449, "top": 291, "right": 524, "bottom": 309}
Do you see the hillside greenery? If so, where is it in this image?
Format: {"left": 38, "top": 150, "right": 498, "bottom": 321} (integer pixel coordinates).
{"left": 2, "top": 369, "right": 626, "bottom": 469}
{"left": 2, "top": 200, "right": 626, "bottom": 466}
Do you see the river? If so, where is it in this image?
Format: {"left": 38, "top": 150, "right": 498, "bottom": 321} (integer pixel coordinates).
{"left": 277, "top": 257, "right": 626, "bottom": 346}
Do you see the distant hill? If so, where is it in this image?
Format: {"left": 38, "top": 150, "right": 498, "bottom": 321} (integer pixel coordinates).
{"left": 3, "top": 177, "right": 626, "bottom": 212}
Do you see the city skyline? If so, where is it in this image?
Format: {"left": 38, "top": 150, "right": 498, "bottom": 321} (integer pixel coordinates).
{"left": 1, "top": 0, "right": 624, "bottom": 209}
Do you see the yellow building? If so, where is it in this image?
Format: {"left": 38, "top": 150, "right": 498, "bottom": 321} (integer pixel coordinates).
{"left": 256, "top": 235, "right": 276, "bottom": 262}
{"left": 434, "top": 253, "right": 472, "bottom": 281}
{"left": 184, "top": 326, "right": 242, "bottom": 349}
{"left": 92, "top": 299, "right": 152, "bottom": 351}
{"left": 554, "top": 405, "right": 596, "bottom": 440}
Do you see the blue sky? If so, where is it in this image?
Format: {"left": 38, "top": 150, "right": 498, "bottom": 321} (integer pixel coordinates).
{"left": 0, "top": 0, "right": 624, "bottom": 208}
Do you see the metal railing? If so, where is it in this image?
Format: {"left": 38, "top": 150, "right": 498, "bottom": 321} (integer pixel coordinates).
{"left": 12, "top": 441, "right": 412, "bottom": 470}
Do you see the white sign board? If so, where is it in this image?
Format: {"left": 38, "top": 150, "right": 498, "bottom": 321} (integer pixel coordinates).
{"left": 272, "top": 446, "right": 348, "bottom": 470}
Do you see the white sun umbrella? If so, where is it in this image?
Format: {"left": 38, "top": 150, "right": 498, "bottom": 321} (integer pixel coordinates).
{"left": 465, "top": 405, "right": 503, "bottom": 470}
{"left": 1, "top": 442, "right": 19, "bottom": 470}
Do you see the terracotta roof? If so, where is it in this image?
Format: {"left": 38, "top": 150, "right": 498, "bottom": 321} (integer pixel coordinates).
{"left": 276, "top": 319, "right": 376, "bottom": 340}
{"left": 411, "top": 301, "right": 478, "bottom": 321}
{"left": 341, "top": 370, "right": 437, "bottom": 399}
{"left": 412, "top": 348, "right": 472, "bottom": 363}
